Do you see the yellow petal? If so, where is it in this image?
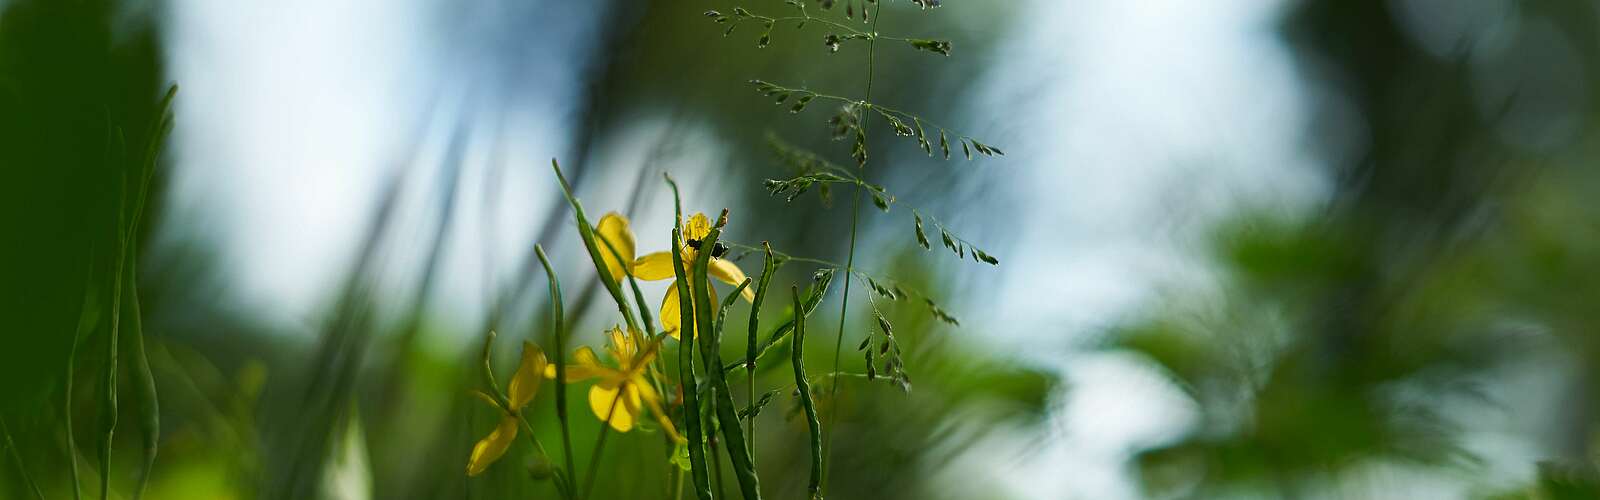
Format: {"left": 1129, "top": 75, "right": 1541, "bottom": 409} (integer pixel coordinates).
{"left": 466, "top": 416, "right": 519, "bottom": 476}
{"left": 660, "top": 282, "right": 716, "bottom": 341}
{"left": 709, "top": 259, "right": 756, "bottom": 302}
{"left": 660, "top": 286, "right": 682, "bottom": 340}
{"left": 544, "top": 346, "right": 607, "bottom": 381}
{"left": 634, "top": 377, "right": 685, "bottom": 443}
{"left": 589, "top": 380, "right": 640, "bottom": 432}
{"left": 507, "top": 342, "right": 547, "bottom": 410}
{"left": 574, "top": 345, "right": 602, "bottom": 367}
{"left": 596, "top": 212, "right": 635, "bottom": 282}
{"left": 684, "top": 212, "right": 711, "bottom": 241}
{"left": 632, "top": 252, "right": 676, "bottom": 281}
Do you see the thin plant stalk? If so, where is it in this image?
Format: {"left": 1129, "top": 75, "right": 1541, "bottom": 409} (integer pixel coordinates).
{"left": 599, "top": 233, "right": 676, "bottom": 411}
{"left": 823, "top": 3, "right": 884, "bottom": 494}
{"left": 510, "top": 410, "right": 571, "bottom": 496}
{"left": 2, "top": 417, "right": 45, "bottom": 500}
{"left": 123, "top": 270, "right": 159, "bottom": 500}
{"left": 65, "top": 268, "right": 99, "bottom": 500}
{"left": 100, "top": 166, "right": 127, "bottom": 500}
{"left": 536, "top": 245, "right": 579, "bottom": 499}
{"left": 709, "top": 418, "right": 725, "bottom": 500}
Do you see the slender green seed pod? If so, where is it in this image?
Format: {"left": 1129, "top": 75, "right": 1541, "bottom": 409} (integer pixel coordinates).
{"left": 748, "top": 244, "right": 778, "bottom": 368}
{"left": 686, "top": 213, "right": 763, "bottom": 500}
{"left": 791, "top": 286, "right": 824, "bottom": 499}
{"left": 746, "top": 243, "right": 779, "bottom": 455}
{"left": 672, "top": 227, "right": 713, "bottom": 500}
{"left": 722, "top": 269, "right": 832, "bottom": 374}
{"left": 550, "top": 159, "right": 639, "bottom": 333}
{"left": 697, "top": 263, "right": 760, "bottom": 499}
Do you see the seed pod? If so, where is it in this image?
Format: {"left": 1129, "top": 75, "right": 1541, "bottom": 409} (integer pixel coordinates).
{"left": 914, "top": 212, "right": 931, "bottom": 250}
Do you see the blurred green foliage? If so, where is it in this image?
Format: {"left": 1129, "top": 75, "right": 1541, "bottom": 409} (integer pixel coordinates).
{"left": 1114, "top": 1, "right": 1600, "bottom": 498}
{"left": 0, "top": 0, "right": 1053, "bottom": 499}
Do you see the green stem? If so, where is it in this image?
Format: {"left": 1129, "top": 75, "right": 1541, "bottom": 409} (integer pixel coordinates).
{"left": 739, "top": 2, "right": 912, "bottom": 43}
{"left": 710, "top": 425, "right": 725, "bottom": 500}
{"left": 100, "top": 153, "right": 129, "bottom": 500}
{"left": 66, "top": 282, "right": 92, "bottom": 500}
{"left": 720, "top": 269, "right": 834, "bottom": 377}
{"left": 822, "top": 2, "right": 882, "bottom": 494}
{"left": 600, "top": 233, "right": 675, "bottom": 412}
{"left": 516, "top": 415, "right": 569, "bottom": 498}
{"left": 535, "top": 246, "right": 578, "bottom": 499}
{"left": 600, "top": 235, "right": 657, "bottom": 338}
{"left": 745, "top": 373, "right": 755, "bottom": 455}
{"left": 123, "top": 270, "right": 159, "bottom": 500}
{"left": 675, "top": 467, "right": 685, "bottom": 500}
{"left": 2, "top": 417, "right": 45, "bottom": 500}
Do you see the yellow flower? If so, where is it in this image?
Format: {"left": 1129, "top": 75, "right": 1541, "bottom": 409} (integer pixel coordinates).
{"left": 466, "top": 341, "right": 547, "bottom": 476}
{"left": 547, "top": 326, "right": 685, "bottom": 442}
{"left": 596, "top": 212, "right": 754, "bottom": 339}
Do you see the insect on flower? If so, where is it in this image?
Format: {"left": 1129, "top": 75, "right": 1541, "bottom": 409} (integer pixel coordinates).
{"left": 466, "top": 341, "right": 547, "bottom": 476}
{"left": 593, "top": 211, "right": 755, "bottom": 339}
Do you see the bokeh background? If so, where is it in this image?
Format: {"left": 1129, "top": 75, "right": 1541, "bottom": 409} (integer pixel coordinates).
{"left": 5, "top": 0, "right": 1600, "bottom": 498}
